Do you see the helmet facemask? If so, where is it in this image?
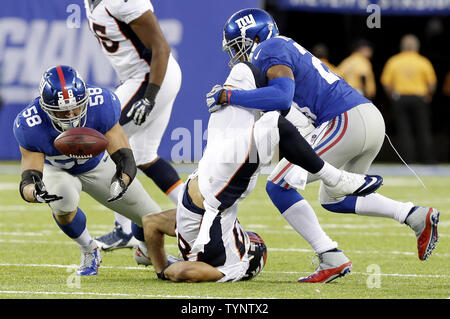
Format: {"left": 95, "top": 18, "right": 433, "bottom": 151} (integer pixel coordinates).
{"left": 39, "top": 76, "right": 89, "bottom": 132}
{"left": 222, "top": 31, "right": 255, "bottom": 68}
{"left": 223, "top": 23, "right": 276, "bottom": 69}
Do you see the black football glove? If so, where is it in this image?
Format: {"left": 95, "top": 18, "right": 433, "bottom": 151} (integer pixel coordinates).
{"left": 126, "top": 97, "right": 155, "bottom": 126}
{"left": 32, "top": 176, "right": 63, "bottom": 203}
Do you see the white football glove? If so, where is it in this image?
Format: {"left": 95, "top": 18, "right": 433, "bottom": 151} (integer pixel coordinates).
{"left": 206, "top": 84, "right": 226, "bottom": 113}
{"left": 126, "top": 97, "right": 155, "bottom": 126}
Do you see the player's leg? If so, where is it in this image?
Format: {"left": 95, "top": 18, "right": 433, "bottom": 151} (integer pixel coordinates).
{"left": 265, "top": 171, "right": 352, "bottom": 283}
{"left": 256, "top": 111, "right": 383, "bottom": 197}
{"left": 79, "top": 154, "right": 163, "bottom": 262}
{"left": 43, "top": 164, "right": 101, "bottom": 276}
{"left": 318, "top": 103, "right": 440, "bottom": 260}
{"left": 256, "top": 112, "right": 355, "bottom": 283}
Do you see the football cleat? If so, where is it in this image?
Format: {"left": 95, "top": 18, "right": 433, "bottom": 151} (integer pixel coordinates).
{"left": 324, "top": 171, "right": 383, "bottom": 199}
{"left": 405, "top": 206, "right": 440, "bottom": 261}
{"left": 77, "top": 240, "right": 102, "bottom": 276}
{"left": 94, "top": 222, "right": 139, "bottom": 251}
{"left": 134, "top": 246, "right": 182, "bottom": 267}
{"left": 298, "top": 249, "right": 352, "bottom": 283}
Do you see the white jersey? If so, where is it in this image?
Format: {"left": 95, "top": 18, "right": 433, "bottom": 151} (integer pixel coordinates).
{"left": 84, "top": 0, "right": 154, "bottom": 82}
{"left": 175, "top": 63, "right": 276, "bottom": 281}
{"left": 197, "top": 62, "right": 272, "bottom": 211}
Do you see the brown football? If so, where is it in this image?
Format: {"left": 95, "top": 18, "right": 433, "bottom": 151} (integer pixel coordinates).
{"left": 54, "top": 127, "right": 109, "bottom": 159}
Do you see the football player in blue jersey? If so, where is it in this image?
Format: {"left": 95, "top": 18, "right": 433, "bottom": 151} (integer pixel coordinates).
{"left": 13, "top": 65, "right": 166, "bottom": 276}
{"left": 206, "top": 8, "right": 440, "bottom": 282}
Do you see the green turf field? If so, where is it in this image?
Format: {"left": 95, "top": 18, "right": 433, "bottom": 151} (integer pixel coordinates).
{"left": 0, "top": 166, "right": 448, "bottom": 299}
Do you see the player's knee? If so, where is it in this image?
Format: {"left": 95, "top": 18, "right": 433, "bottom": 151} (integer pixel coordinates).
{"left": 49, "top": 183, "right": 80, "bottom": 215}
{"left": 266, "top": 181, "right": 304, "bottom": 214}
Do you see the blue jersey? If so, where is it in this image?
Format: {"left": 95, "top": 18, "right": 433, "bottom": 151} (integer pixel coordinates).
{"left": 252, "top": 36, "right": 370, "bottom": 125}
{"left": 13, "top": 86, "right": 121, "bottom": 175}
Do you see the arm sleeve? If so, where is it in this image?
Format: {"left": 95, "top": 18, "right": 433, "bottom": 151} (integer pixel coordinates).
{"left": 105, "top": 0, "right": 154, "bottom": 23}
{"left": 228, "top": 77, "right": 295, "bottom": 111}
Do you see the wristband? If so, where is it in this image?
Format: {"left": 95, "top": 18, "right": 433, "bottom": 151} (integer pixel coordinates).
{"left": 144, "top": 83, "right": 160, "bottom": 101}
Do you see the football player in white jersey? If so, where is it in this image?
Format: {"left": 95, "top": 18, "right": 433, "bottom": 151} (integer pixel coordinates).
{"left": 140, "top": 62, "right": 382, "bottom": 283}
{"left": 84, "top": 0, "right": 183, "bottom": 253}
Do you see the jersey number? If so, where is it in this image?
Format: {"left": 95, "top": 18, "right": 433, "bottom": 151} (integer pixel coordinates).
{"left": 23, "top": 105, "right": 42, "bottom": 127}
{"left": 88, "top": 87, "right": 104, "bottom": 106}
{"left": 278, "top": 36, "right": 340, "bottom": 85}
{"left": 92, "top": 23, "right": 119, "bottom": 53}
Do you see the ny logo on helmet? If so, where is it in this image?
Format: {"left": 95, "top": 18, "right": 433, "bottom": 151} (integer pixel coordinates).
{"left": 235, "top": 14, "right": 256, "bottom": 30}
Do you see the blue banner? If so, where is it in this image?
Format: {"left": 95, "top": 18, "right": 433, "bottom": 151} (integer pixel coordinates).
{"left": 277, "top": 0, "right": 450, "bottom": 15}
{"left": 0, "top": 0, "right": 259, "bottom": 161}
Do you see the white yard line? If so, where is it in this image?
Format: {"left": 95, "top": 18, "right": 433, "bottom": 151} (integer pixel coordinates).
{"left": 0, "top": 262, "right": 448, "bottom": 279}
{"left": 0, "top": 290, "right": 228, "bottom": 299}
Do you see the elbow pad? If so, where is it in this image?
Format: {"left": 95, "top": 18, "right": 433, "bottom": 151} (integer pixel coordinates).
{"left": 110, "top": 148, "right": 137, "bottom": 183}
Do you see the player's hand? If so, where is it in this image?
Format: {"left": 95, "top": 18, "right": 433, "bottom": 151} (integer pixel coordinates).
{"left": 32, "top": 177, "right": 63, "bottom": 203}
{"left": 107, "top": 174, "right": 129, "bottom": 202}
{"left": 206, "top": 84, "right": 226, "bottom": 113}
{"left": 126, "top": 97, "right": 155, "bottom": 126}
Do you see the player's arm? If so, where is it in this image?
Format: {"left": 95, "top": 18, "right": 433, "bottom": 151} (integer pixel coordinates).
{"left": 207, "top": 64, "right": 295, "bottom": 112}
{"left": 104, "top": 123, "right": 137, "bottom": 201}
{"left": 19, "top": 146, "right": 62, "bottom": 203}
{"left": 162, "top": 261, "right": 224, "bottom": 283}
{"left": 126, "top": 10, "right": 171, "bottom": 125}
{"left": 130, "top": 10, "right": 170, "bottom": 94}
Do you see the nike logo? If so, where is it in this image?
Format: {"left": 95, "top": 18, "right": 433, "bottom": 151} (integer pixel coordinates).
{"left": 253, "top": 49, "right": 261, "bottom": 60}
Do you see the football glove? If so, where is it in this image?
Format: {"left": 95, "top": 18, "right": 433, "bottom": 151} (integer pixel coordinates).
{"left": 206, "top": 84, "right": 227, "bottom": 113}
{"left": 107, "top": 174, "right": 128, "bottom": 202}
{"left": 126, "top": 97, "right": 155, "bottom": 126}
{"left": 32, "top": 176, "right": 63, "bottom": 203}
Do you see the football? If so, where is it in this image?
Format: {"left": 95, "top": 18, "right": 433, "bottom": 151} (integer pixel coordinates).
{"left": 54, "top": 127, "right": 109, "bottom": 159}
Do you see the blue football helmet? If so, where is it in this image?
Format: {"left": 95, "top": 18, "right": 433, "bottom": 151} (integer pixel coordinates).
{"left": 222, "top": 8, "right": 279, "bottom": 68}
{"left": 242, "top": 231, "right": 267, "bottom": 281}
{"left": 39, "top": 65, "right": 89, "bottom": 132}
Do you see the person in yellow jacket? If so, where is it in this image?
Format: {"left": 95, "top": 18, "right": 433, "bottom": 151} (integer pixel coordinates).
{"left": 381, "top": 34, "right": 437, "bottom": 163}
{"left": 337, "top": 39, "right": 376, "bottom": 99}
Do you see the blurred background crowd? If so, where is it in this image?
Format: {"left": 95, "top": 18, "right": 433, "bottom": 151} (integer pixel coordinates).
{"left": 265, "top": 0, "right": 450, "bottom": 164}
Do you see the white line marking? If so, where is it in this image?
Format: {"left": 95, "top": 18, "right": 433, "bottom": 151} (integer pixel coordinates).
{"left": 0, "top": 290, "right": 233, "bottom": 299}
{"left": 1, "top": 262, "right": 448, "bottom": 279}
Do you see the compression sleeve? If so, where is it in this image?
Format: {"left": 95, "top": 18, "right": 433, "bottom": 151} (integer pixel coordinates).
{"left": 228, "top": 77, "right": 295, "bottom": 111}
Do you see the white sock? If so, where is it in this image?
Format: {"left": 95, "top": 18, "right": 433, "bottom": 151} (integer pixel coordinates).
{"left": 355, "top": 193, "right": 414, "bottom": 223}
{"left": 313, "top": 161, "right": 342, "bottom": 187}
{"left": 114, "top": 212, "right": 132, "bottom": 234}
{"left": 282, "top": 200, "right": 338, "bottom": 254}
{"left": 167, "top": 182, "right": 183, "bottom": 204}
{"left": 75, "top": 228, "right": 93, "bottom": 247}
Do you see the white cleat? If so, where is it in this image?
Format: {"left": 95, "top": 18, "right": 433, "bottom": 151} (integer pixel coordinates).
{"left": 324, "top": 171, "right": 383, "bottom": 199}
